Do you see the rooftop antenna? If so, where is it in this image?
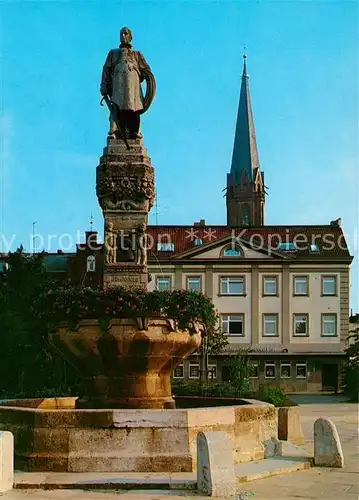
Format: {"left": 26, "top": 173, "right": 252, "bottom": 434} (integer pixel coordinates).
{"left": 155, "top": 190, "right": 159, "bottom": 225}
{"left": 152, "top": 191, "right": 168, "bottom": 225}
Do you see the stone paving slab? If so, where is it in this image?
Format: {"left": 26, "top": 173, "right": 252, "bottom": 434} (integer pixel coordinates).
{"left": 235, "top": 456, "right": 311, "bottom": 483}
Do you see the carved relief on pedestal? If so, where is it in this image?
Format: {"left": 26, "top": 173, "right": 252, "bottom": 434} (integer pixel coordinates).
{"left": 103, "top": 271, "right": 148, "bottom": 290}
{"left": 105, "top": 221, "right": 116, "bottom": 264}
{"left": 96, "top": 162, "right": 155, "bottom": 211}
{"left": 104, "top": 220, "right": 148, "bottom": 268}
{"left": 136, "top": 223, "right": 147, "bottom": 267}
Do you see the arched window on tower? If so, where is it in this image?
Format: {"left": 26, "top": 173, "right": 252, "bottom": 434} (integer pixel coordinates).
{"left": 241, "top": 204, "right": 251, "bottom": 226}
{"left": 86, "top": 255, "right": 96, "bottom": 273}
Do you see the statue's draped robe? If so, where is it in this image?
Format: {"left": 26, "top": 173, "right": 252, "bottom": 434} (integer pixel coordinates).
{"left": 101, "top": 48, "right": 150, "bottom": 111}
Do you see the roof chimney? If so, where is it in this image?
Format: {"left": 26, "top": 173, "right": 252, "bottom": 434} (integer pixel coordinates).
{"left": 330, "top": 218, "right": 342, "bottom": 227}
{"left": 86, "top": 231, "right": 98, "bottom": 249}
{"left": 193, "top": 219, "right": 206, "bottom": 227}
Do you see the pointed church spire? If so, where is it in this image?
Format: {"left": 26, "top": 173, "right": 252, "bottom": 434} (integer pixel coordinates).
{"left": 229, "top": 54, "right": 260, "bottom": 185}
{"left": 226, "top": 54, "right": 265, "bottom": 227}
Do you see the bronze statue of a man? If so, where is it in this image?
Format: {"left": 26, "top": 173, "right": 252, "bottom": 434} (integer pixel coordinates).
{"left": 100, "top": 27, "right": 155, "bottom": 139}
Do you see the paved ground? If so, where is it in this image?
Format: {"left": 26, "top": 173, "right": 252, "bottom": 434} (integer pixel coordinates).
{"left": 237, "top": 395, "right": 359, "bottom": 500}
{"left": 1, "top": 395, "right": 358, "bottom": 499}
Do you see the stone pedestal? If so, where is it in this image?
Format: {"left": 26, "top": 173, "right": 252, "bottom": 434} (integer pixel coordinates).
{"left": 0, "top": 431, "right": 14, "bottom": 493}
{"left": 96, "top": 138, "right": 155, "bottom": 289}
{"left": 278, "top": 407, "right": 305, "bottom": 445}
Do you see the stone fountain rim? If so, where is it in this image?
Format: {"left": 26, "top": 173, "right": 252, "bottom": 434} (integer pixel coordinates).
{"left": 0, "top": 396, "right": 273, "bottom": 412}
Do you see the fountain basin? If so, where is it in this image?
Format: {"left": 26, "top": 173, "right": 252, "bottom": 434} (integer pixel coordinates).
{"left": 50, "top": 318, "right": 203, "bottom": 409}
{"left": 0, "top": 397, "right": 277, "bottom": 472}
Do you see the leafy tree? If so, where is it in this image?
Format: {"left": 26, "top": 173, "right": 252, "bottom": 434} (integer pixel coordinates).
{"left": 199, "top": 325, "right": 229, "bottom": 381}
{"left": 0, "top": 248, "right": 77, "bottom": 398}
{"left": 226, "top": 347, "right": 255, "bottom": 393}
{"left": 342, "top": 314, "right": 359, "bottom": 402}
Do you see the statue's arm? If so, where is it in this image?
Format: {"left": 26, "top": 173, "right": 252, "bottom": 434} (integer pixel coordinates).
{"left": 137, "top": 51, "right": 153, "bottom": 83}
{"left": 100, "top": 50, "right": 114, "bottom": 96}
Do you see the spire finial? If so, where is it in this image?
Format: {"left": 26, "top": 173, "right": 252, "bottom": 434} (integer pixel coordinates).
{"left": 90, "top": 213, "right": 94, "bottom": 231}
{"left": 242, "top": 49, "right": 248, "bottom": 78}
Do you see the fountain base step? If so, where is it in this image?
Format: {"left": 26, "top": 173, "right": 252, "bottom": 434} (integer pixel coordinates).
{"left": 14, "top": 471, "right": 197, "bottom": 491}
{"left": 14, "top": 455, "right": 312, "bottom": 491}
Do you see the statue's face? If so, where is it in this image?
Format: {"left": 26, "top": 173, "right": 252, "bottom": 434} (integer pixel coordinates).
{"left": 120, "top": 27, "right": 132, "bottom": 45}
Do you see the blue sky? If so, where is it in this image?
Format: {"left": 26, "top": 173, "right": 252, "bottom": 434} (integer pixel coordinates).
{"left": 0, "top": 0, "right": 358, "bottom": 309}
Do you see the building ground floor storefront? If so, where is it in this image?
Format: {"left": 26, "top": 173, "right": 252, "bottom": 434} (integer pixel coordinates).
{"left": 172, "top": 354, "right": 347, "bottom": 393}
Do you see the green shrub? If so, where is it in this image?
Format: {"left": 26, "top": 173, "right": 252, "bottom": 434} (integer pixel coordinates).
{"left": 342, "top": 365, "right": 359, "bottom": 402}
{"left": 172, "top": 381, "right": 242, "bottom": 398}
{"left": 172, "top": 381, "right": 289, "bottom": 406}
{"left": 172, "top": 380, "right": 253, "bottom": 398}
{"left": 342, "top": 320, "right": 359, "bottom": 402}
{"left": 257, "top": 387, "right": 286, "bottom": 407}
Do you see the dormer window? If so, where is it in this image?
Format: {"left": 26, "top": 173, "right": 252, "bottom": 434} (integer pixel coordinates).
{"left": 223, "top": 247, "right": 241, "bottom": 257}
{"left": 279, "top": 242, "right": 297, "bottom": 252}
{"left": 310, "top": 243, "right": 320, "bottom": 253}
{"left": 86, "top": 255, "right": 96, "bottom": 272}
{"left": 194, "top": 238, "right": 203, "bottom": 246}
{"left": 157, "top": 242, "right": 175, "bottom": 252}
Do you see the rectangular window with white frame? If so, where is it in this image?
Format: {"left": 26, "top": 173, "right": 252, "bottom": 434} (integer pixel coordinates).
{"left": 208, "top": 363, "right": 217, "bottom": 380}
{"left": 156, "top": 276, "right": 171, "bottom": 291}
{"left": 280, "top": 363, "right": 291, "bottom": 379}
{"left": 173, "top": 363, "right": 184, "bottom": 379}
{"left": 293, "top": 276, "right": 309, "bottom": 296}
{"left": 189, "top": 363, "right": 200, "bottom": 379}
{"left": 265, "top": 362, "right": 276, "bottom": 379}
{"left": 322, "top": 276, "right": 337, "bottom": 296}
{"left": 220, "top": 276, "right": 245, "bottom": 295}
{"left": 293, "top": 314, "right": 309, "bottom": 336}
{"left": 263, "top": 314, "right": 279, "bottom": 337}
{"left": 221, "top": 314, "right": 245, "bottom": 336}
{"left": 187, "top": 276, "right": 202, "bottom": 292}
{"left": 321, "top": 314, "right": 337, "bottom": 337}
{"left": 263, "top": 276, "right": 278, "bottom": 296}
{"left": 296, "top": 363, "right": 307, "bottom": 379}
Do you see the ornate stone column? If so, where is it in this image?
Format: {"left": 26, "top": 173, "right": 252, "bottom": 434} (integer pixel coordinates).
{"left": 96, "top": 137, "right": 155, "bottom": 289}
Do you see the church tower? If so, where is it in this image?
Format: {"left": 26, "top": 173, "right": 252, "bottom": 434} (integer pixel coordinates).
{"left": 226, "top": 55, "right": 265, "bottom": 226}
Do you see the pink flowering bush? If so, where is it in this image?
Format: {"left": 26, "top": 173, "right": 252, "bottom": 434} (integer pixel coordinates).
{"left": 35, "top": 286, "right": 218, "bottom": 332}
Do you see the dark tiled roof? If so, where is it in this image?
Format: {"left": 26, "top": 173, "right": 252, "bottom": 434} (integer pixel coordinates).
{"left": 146, "top": 225, "right": 352, "bottom": 261}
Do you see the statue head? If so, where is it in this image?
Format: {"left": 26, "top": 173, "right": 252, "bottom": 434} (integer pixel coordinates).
{"left": 120, "top": 27, "right": 133, "bottom": 46}
{"left": 138, "top": 223, "right": 146, "bottom": 234}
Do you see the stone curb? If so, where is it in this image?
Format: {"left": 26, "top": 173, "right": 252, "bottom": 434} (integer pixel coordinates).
{"left": 14, "top": 474, "right": 197, "bottom": 491}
